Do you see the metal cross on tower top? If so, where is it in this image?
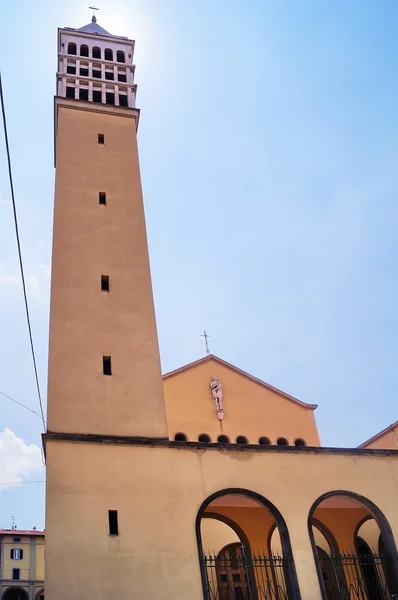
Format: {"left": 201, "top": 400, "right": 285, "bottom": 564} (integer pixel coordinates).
{"left": 89, "top": 5, "right": 99, "bottom": 21}
{"left": 201, "top": 330, "right": 211, "bottom": 355}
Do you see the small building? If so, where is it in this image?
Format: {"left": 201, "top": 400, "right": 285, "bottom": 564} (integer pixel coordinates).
{"left": 0, "top": 529, "right": 44, "bottom": 600}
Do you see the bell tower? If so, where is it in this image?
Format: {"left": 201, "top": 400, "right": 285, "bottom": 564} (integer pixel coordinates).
{"left": 47, "top": 17, "right": 168, "bottom": 438}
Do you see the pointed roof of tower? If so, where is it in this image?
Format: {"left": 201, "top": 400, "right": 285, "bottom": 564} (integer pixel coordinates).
{"left": 78, "top": 15, "right": 111, "bottom": 37}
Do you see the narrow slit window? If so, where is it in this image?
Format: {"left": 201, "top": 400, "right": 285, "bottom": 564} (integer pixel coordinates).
{"left": 103, "top": 356, "right": 112, "bottom": 376}
{"left": 108, "top": 510, "right": 118, "bottom": 535}
{"left": 101, "top": 275, "right": 109, "bottom": 291}
{"left": 99, "top": 192, "right": 106, "bottom": 205}
{"left": 98, "top": 134, "right": 105, "bottom": 144}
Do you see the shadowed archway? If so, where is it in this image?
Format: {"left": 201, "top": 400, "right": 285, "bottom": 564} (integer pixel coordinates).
{"left": 196, "top": 487, "right": 301, "bottom": 600}
{"left": 202, "top": 512, "right": 257, "bottom": 597}
{"left": 2, "top": 589, "right": 28, "bottom": 600}
{"left": 308, "top": 490, "right": 398, "bottom": 600}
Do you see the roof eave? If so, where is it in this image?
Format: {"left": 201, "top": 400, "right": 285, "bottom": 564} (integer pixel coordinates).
{"left": 357, "top": 420, "right": 398, "bottom": 448}
{"left": 162, "top": 354, "right": 318, "bottom": 411}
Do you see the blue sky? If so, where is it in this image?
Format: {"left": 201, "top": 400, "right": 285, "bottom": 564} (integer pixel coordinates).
{"left": 0, "top": 0, "right": 398, "bottom": 529}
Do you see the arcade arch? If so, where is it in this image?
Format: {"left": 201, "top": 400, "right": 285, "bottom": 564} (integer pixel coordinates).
{"left": 196, "top": 488, "right": 300, "bottom": 600}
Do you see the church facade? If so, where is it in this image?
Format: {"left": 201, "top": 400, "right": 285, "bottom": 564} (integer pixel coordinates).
{"left": 43, "top": 17, "right": 398, "bottom": 600}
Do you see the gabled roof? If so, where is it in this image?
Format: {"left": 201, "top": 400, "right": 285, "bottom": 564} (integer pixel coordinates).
{"left": 78, "top": 16, "right": 111, "bottom": 36}
{"left": 163, "top": 354, "right": 317, "bottom": 410}
{"left": 357, "top": 420, "right": 398, "bottom": 448}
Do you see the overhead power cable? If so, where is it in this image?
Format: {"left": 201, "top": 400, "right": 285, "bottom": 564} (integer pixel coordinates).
{"left": 0, "top": 390, "right": 46, "bottom": 423}
{"left": 0, "top": 71, "right": 46, "bottom": 431}
{"left": 0, "top": 480, "right": 45, "bottom": 487}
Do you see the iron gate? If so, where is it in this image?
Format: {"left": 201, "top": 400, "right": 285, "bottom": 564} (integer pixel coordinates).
{"left": 202, "top": 551, "right": 290, "bottom": 600}
{"left": 202, "top": 549, "right": 398, "bottom": 600}
{"left": 318, "top": 551, "right": 398, "bottom": 600}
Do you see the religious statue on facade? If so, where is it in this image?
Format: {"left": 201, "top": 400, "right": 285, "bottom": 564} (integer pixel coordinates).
{"left": 210, "top": 376, "right": 224, "bottom": 420}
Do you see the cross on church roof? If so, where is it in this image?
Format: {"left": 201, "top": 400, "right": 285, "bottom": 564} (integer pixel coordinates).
{"left": 201, "top": 330, "right": 211, "bottom": 355}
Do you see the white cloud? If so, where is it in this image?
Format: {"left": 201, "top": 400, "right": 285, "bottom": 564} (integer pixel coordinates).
{"left": 0, "top": 428, "right": 43, "bottom": 489}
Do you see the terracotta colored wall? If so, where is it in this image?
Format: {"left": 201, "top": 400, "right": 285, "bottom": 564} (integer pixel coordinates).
{"left": 313, "top": 508, "right": 369, "bottom": 551}
{"left": 204, "top": 506, "right": 275, "bottom": 554}
{"left": 45, "top": 441, "right": 398, "bottom": 600}
{"left": 47, "top": 101, "right": 167, "bottom": 438}
{"left": 356, "top": 518, "right": 381, "bottom": 551}
{"left": 201, "top": 519, "right": 239, "bottom": 554}
{"left": 163, "top": 358, "right": 320, "bottom": 446}
{"left": 363, "top": 429, "right": 398, "bottom": 450}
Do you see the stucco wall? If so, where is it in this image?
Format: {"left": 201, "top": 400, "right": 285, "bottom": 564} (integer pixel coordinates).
{"left": 362, "top": 429, "right": 398, "bottom": 450}
{"left": 201, "top": 519, "right": 239, "bottom": 554}
{"left": 47, "top": 101, "right": 167, "bottom": 438}
{"left": 45, "top": 441, "right": 398, "bottom": 600}
{"left": 163, "top": 358, "right": 320, "bottom": 446}
{"left": 2, "top": 536, "right": 31, "bottom": 580}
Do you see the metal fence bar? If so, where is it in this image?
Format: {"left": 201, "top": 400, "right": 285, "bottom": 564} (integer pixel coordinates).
{"left": 320, "top": 552, "right": 394, "bottom": 600}
{"left": 202, "top": 553, "right": 289, "bottom": 600}
{"left": 202, "top": 551, "right": 397, "bottom": 600}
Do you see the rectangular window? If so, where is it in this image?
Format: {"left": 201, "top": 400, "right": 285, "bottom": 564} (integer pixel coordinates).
{"left": 93, "top": 90, "right": 102, "bottom": 103}
{"left": 93, "top": 69, "right": 102, "bottom": 78}
{"left": 79, "top": 88, "right": 89, "bottom": 101}
{"left": 119, "top": 95, "right": 128, "bottom": 107}
{"left": 108, "top": 510, "right": 118, "bottom": 535}
{"left": 66, "top": 86, "right": 75, "bottom": 99}
{"left": 106, "top": 92, "right": 115, "bottom": 105}
{"left": 10, "top": 549, "right": 23, "bottom": 560}
{"left": 66, "top": 65, "right": 76, "bottom": 75}
{"left": 13, "top": 537, "right": 21, "bottom": 543}
{"left": 105, "top": 71, "right": 114, "bottom": 81}
{"left": 118, "top": 73, "right": 127, "bottom": 83}
{"left": 101, "top": 275, "right": 110, "bottom": 292}
{"left": 99, "top": 192, "right": 106, "bottom": 205}
{"left": 98, "top": 134, "right": 105, "bottom": 145}
{"left": 12, "top": 568, "right": 20, "bottom": 580}
{"left": 79, "top": 67, "right": 89, "bottom": 77}
{"left": 103, "top": 356, "right": 112, "bottom": 376}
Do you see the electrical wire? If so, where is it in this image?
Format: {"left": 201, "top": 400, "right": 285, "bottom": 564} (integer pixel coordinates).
{"left": 0, "top": 480, "right": 45, "bottom": 487}
{"left": 0, "top": 71, "right": 46, "bottom": 431}
{"left": 0, "top": 390, "right": 46, "bottom": 423}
